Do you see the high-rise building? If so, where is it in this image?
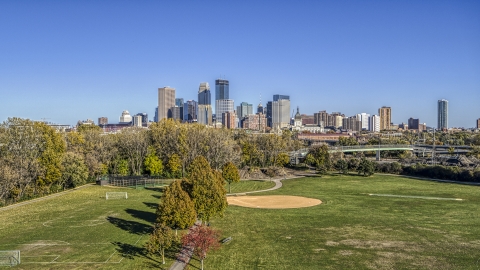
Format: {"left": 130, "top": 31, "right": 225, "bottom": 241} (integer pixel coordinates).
{"left": 342, "top": 116, "right": 361, "bottom": 132}
{"left": 242, "top": 113, "right": 267, "bottom": 131}
{"left": 266, "top": 101, "right": 273, "bottom": 127}
{"left": 215, "top": 99, "right": 234, "bottom": 124}
{"left": 237, "top": 102, "right": 253, "bottom": 119}
{"left": 154, "top": 107, "right": 158, "bottom": 122}
{"left": 171, "top": 106, "right": 182, "bottom": 121}
{"left": 215, "top": 79, "right": 229, "bottom": 100}
{"left": 215, "top": 79, "right": 232, "bottom": 119}
{"left": 174, "top": 98, "right": 184, "bottom": 121}
{"left": 356, "top": 113, "right": 370, "bottom": 130}
{"left": 379, "top": 106, "right": 391, "bottom": 130}
{"left": 408, "top": 118, "right": 419, "bottom": 130}
{"left": 184, "top": 100, "right": 197, "bottom": 122}
{"left": 369, "top": 115, "right": 380, "bottom": 132}
{"left": 158, "top": 87, "right": 175, "bottom": 122}
{"left": 438, "top": 99, "right": 448, "bottom": 130}
{"left": 197, "top": 82, "right": 212, "bottom": 125}
{"left": 98, "top": 117, "right": 108, "bottom": 125}
{"left": 477, "top": 118, "right": 480, "bottom": 129}
{"left": 198, "top": 83, "right": 211, "bottom": 105}
{"left": 257, "top": 103, "right": 264, "bottom": 114}
{"left": 222, "top": 111, "right": 236, "bottom": 129}
{"left": 133, "top": 113, "right": 148, "bottom": 126}
{"left": 132, "top": 115, "right": 143, "bottom": 127}
{"left": 273, "top": 94, "right": 290, "bottom": 101}
{"left": 272, "top": 96, "right": 290, "bottom": 130}
{"left": 314, "top": 111, "right": 329, "bottom": 127}
{"left": 120, "top": 110, "right": 132, "bottom": 123}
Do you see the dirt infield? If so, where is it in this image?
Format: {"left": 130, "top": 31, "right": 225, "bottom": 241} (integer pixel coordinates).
{"left": 227, "top": 195, "right": 322, "bottom": 209}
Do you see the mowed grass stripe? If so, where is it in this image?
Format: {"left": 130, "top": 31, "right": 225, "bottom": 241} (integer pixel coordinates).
{"left": 368, "top": 193, "right": 463, "bottom": 200}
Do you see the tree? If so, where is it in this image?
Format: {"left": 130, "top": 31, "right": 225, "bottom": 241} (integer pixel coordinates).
{"left": 338, "top": 136, "right": 359, "bottom": 146}
{"left": 156, "top": 180, "right": 196, "bottom": 234}
{"left": 116, "top": 127, "right": 149, "bottom": 176}
{"left": 167, "top": 154, "right": 182, "bottom": 178}
{"left": 181, "top": 225, "right": 221, "bottom": 270}
{"left": 146, "top": 223, "right": 176, "bottom": 265}
{"left": 61, "top": 152, "right": 89, "bottom": 189}
{"left": 144, "top": 147, "right": 163, "bottom": 176}
{"left": 357, "top": 158, "right": 375, "bottom": 177}
{"left": 334, "top": 159, "right": 348, "bottom": 174}
{"left": 222, "top": 162, "right": 240, "bottom": 193}
{"left": 186, "top": 157, "right": 227, "bottom": 224}
{"left": 305, "top": 145, "right": 331, "bottom": 174}
{"left": 347, "top": 158, "right": 360, "bottom": 172}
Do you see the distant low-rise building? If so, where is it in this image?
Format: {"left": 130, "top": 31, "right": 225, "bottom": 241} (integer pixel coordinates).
{"left": 98, "top": 117, "right": 108, "bottom": 125}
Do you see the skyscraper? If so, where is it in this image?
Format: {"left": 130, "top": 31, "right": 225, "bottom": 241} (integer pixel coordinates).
{"left": 438, "top": 99, "right": 448, "bottom": 130}
{"left": 369, "top": 115, "right": 380, "bottom": 132}
{"left": 215, "top": 79, "right": 232, "bottom": 120}
{"left": 477, "top": 118, "right": 480, "bottom": 129}
{"left": 273, "top": 94, "right": 290, "bottom": 101}
{"left": 215, "top": 79, "right": 229, "bottom": 100}
{"left": 198, "top": 83, "right": 212, "bottom": 125}
{"left": 175, "top": 98, "right": 184, "bottom": 121}
{"left": 184, "top": 100, "right": 197, "bottom": 122}
{"left": 272, "top": 95, "right": 290, "bottom": 130}
{"left": 215, "top": 99, "right": 234, "bottom": 122}
{"left": 237, "top": 102, "right": 253, "bottom": 118}
{"left": 379, "top": 106, "right": 391, "bottom": 131}
{"left": 356, "top": 113, "right": 370, "bottom": 130}
{"left": 158, "top": 87, "right": 175, "bottom": 122}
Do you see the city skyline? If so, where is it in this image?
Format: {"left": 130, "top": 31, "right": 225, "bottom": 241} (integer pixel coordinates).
{"left": 1, "top": 1, "right": 479, "bottom": 127}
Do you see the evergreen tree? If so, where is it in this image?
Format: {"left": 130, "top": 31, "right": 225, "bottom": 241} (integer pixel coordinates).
{"left": 222, "top": 162, "right": 240, "bottom": 193}
{"left": 156, "top": 180, "right": 196, "bottom": 233}
{"left": 357, "top": 158, "right": 375, "bottom": 177}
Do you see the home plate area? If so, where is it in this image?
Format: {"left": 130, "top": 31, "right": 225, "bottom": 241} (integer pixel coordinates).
{"left": 227, "top": 195, "right": 322, "bottom": 209}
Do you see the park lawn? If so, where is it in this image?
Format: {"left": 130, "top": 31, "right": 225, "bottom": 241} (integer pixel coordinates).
{"left": 198, "top": 174, "right": 480, "bottom": 270}
{"left": 227, "top": 180, "right": 276, "bottom": 194}
{"left": 0, "top": 180, "right": 275, "bottom": 269}
{"left": 0, "top": 185, "right": 165, "bottom": 270}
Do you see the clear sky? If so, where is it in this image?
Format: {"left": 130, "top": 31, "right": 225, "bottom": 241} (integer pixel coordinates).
{"left": 1, "top": 1, "right": 479, "bottom": 128}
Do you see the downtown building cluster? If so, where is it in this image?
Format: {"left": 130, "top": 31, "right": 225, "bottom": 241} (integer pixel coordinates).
{"left": 86, "top": 80, "right": 478, "bottom": 134}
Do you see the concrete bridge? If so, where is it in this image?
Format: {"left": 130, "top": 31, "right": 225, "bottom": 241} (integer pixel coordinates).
{"left": 289, "top": 144, "right": 472, "bottom": 164}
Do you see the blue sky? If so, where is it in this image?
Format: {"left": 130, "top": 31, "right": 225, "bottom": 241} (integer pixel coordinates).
{"left": 1, "top": 1, "right": 479, "bottom": 128}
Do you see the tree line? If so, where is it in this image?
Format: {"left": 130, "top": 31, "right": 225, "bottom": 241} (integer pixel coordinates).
{"left": 0, "top": 117, "right": 299, "bottom": 206}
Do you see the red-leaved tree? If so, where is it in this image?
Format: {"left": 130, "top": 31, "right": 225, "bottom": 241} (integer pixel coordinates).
{"left": 181, "top": 225, "right": 221, "bottom": 270}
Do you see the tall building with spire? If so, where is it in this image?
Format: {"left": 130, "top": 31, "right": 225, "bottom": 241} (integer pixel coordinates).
{"left": 438, "top": 99, "right": 448, "bottom": 130}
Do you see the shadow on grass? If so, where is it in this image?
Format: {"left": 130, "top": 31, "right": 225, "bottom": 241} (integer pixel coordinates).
{"left": 152, "top": 194, "right": 162, "bottom": 199}
{"left": 145, "top": 186, "right": 166, "bottom": 193}
{"left": 144, "top": 202, "right": 159, "bottom": 209}
{"left": 126, "top": 208, "right": 157, "bottom": 223}
{"left": 107, "top": 216, "right": 152, "bottom": 235}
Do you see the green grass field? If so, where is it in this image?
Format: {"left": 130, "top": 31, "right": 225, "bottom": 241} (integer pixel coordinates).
{"left": 0, "top": 180, "right": 273, "bottom": 269}
{"left": 1, "top": 176, "right": 479, "bottom": 269}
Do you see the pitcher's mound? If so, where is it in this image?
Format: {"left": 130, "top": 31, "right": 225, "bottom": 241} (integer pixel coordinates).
{"left": 227, "top": 195, "right": 322, "bottom": 209}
